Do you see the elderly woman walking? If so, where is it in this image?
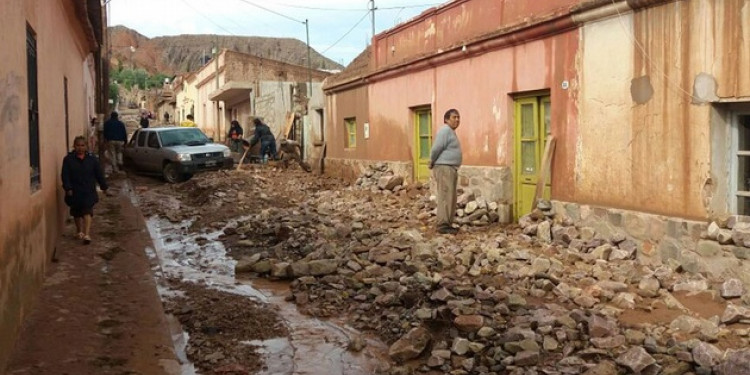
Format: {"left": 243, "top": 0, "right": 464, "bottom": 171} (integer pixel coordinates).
{"left": 61, "top": 136, "right": 109, "bottom": 244}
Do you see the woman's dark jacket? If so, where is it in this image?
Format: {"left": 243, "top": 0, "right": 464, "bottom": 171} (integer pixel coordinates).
{"left": 61, "top": 152, "right": 108, "bottom": 209}
{"left": 249, "top": 123, "right": 275, "bottom": 147}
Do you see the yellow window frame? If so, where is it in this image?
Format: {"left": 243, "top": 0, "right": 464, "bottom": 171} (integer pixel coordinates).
{"left": 345, "top": 117, "right": 356, "bottom": 148}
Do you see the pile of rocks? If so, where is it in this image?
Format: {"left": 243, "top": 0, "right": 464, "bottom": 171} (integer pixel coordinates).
{"left": 355, "top": 162, "right": 405, "bottom": 193}
{"left": 149, "top": 170, "right": 750, "bottom": 374}
{"left": 225, "top": 186, "right": 750, "bottom": 374}
{"left": 455, "top": 191, "right": 503, "bottom": 226}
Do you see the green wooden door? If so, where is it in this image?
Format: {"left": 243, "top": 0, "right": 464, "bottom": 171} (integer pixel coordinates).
{"left": 414, "top": 109, "right": 432, "bottom": 182}
{"left": 514, "top": 96, "right": 551, "bottom": 220}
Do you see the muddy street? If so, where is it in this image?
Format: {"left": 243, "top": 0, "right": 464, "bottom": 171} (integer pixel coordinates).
{"left": 133, "top": 164, "right": 750, "bottom": 374}
{"left": 10, "top": 165, "right": 750, "bottom": 375}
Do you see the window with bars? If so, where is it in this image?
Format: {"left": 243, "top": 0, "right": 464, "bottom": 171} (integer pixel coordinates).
{"left": 345, "top": 117, "right": 356, "bottom": 148}
{"left": 27, "top": 24, "right": 40, "bottom": 191}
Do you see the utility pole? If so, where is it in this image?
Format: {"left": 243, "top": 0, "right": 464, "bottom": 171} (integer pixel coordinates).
{"left": 304, "top": 19, "right": 312, "bottom": 161}
{"left": 370, "top": 0, "right": 376, "bottom": 40}
{"left": 305, "top": 19, "right": 312, "bottom": 98}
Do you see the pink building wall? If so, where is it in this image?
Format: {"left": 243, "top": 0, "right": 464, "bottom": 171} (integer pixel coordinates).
{"left": 0, "top": 0, "right": 100, "bottom": 370}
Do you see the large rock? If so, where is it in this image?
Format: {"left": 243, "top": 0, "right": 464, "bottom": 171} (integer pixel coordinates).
{"left": 582, "top": 361, "right": 619, "bottom": 375}
{"left": 616, "top": 347, "right": 656, "bottom": 373}
{"left": 721, "top": 278, "right": 745, "bottom": 298}
{"left": 388, "top": 327, "right": 431, "bottom": 363}
{"left": 378, "top": 175, "right": 404, "bottom": 191}
{"left": 716, "top": 348, "right": 750, "bottom": 375}
{"left": 721, "top": 303, "right": 750, "bottom": 324}
{"left": 454, "top": 315, "right": 484, "bottom": 332}
{"left": 707, "top": 221, "right": 721, "bottom": 240}
{"left": 692, "top": 342, "right": 724, "bottom": 368}
{"left": 307, "top": 259, "right": 339, "bottom": 276}
{"left": 588, "top": 315, "right": 618, "bottom": 338}
{"left": 732, "top": 222, "right": 750, "bottom": 247}
{"left": 533, "top": 221, "right": 549, "bottom": 243}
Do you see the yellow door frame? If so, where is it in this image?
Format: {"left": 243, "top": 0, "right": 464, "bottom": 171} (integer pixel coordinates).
{"left": 413, "top": 107, "right": 432, "bottom": 182}
{"left": 514, "top": 95, "right": 551, "bottom": 220}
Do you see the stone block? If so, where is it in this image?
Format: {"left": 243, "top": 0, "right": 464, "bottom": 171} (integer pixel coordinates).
{"left": 696, "top": 240, "right": 722, "bottom": 257}
{"left": 580, "top": 205, "right": 593, "bottom": 221}
{"left": 649, "top": 217, "right": 667, "bottom": 241}
{"left": 658, "top": 237, "right": 682, "bottom": 263}
{"left": 679, "top": 250, "right": 704, "bottom": 274}
{"left": 624, "top": 213, "right": 648, "bottom": 240}
{"left": 732, "top": 222, "right": 750, "bottom": 247}
{"left": 666, "top": 219, "right": 687, "bottom": 239}
{"left": 608, "top": 211, "right": 623, "bottom": 227}
{"left": 729, "top": 245, "right": 750, "bottom": 260}
{"left": 565, "top": 203, "right": 581, "bottom": 222}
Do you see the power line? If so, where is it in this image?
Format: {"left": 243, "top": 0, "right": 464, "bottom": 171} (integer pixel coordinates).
{"left": 234, "top": 0, "right": 305, "bottom": 24}
{"left": 321, "top": 10, "right": 371, "bottom": 55}
{"left": 179, "top": 0, "right": 238, "bottom": 35}
{"left": 271, "top": 2, "right": 441, "bottom": 11}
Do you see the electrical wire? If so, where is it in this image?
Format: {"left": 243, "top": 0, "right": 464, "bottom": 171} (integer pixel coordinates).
{"left": 179, "top": 0, "right": 238, "bottom": 35}
{"left": 270, "top": 2, "right": 441, "bottom": 11}
{"left": 234, "top": 0, "right": 305, "bottom": 24}
{"left": 320, "top": 10, "right": 372, "bottom": 55}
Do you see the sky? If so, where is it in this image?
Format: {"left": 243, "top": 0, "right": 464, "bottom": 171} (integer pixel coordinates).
{"left": 108, "top": 0, "right": 445, "bottom": 67}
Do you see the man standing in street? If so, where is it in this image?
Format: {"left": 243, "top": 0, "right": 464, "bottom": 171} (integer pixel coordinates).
{"left": 102, "top": 111, "right": 127, "bottom": 174}
{"left": 429, "top": 109, "right": 462, "bottom": 234}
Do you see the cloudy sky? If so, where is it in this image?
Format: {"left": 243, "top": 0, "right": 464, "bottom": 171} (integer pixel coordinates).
{"left": 108, "top": 0, "right": 444, "bottom": 66}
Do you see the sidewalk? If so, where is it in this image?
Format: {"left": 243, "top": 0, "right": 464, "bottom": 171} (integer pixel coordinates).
{"left": 6, "top": 178, "right": 180, "bottom": 375}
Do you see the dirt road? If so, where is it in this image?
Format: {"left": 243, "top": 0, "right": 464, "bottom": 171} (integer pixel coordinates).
{"left": 9, "top": 164, "right": 750, "bottom": 375}
{"left": 7, "top": 176, "right": 179, "bottom": 375}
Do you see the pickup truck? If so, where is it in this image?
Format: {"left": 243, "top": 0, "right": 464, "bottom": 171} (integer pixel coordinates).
{"left": 123, "top": 127, "right": 233, "bottom": 183}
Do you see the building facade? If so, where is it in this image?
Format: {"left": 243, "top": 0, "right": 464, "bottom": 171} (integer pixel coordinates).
{"left": 178, "top": 49, "right": 330, "bottom": 159}
{"left": 0, "top": 0, "right": 106, "bottom": 371}
{"left": 324, "top": 0, "right": 750, "bottom": 273}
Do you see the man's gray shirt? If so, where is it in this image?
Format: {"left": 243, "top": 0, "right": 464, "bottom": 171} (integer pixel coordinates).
{"left": 430, "top": 124, "right": 462, "bottom": 167}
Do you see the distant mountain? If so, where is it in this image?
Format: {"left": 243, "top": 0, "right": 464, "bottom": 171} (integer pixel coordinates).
{"left": 108, "top": 25, "right": 344, "bottom": 75}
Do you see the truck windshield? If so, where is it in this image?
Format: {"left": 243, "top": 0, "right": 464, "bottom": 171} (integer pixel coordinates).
{"left": 159, "top": 128, "right": 210, "bottom": 147}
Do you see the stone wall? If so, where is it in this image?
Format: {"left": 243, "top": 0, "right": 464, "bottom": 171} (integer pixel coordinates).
{"left": 456, "top": 166, "right": 512, "bottom": 204}
{"left": 551, "top": 200, "right": 750, "bottom": 285}
{"left": 326, "top": 159, "right": 512, "bottom": 201}
{"left": 326, "top": 158, "right": 413, "bottom": 183}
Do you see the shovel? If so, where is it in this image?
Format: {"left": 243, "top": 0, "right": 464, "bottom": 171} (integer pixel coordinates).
{"left": 237, "top": 139, "right": 251, "bottom": 171}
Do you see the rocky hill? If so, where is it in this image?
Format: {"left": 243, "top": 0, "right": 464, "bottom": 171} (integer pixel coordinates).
{"left": 108, "top": 25, "right": 343, "bottom": 75}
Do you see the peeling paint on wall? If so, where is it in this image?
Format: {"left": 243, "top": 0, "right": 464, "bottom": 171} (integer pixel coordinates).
{"left": 692, "top": 72, "right": 719, "bottom": 103}
{"left": 630, "top": 75, "right": 654, "bottom": 104}
{"left": 424, "top": 21, "right": 436, "bottom": 39}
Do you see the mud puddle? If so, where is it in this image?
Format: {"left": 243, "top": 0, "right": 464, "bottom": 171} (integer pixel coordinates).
{"left": 144, "top": 215, "right": 388, "bottom": 374}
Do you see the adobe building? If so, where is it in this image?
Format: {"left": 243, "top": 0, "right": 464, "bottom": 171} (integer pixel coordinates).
{"left": 0, "top": 0, "right": 107, "bottom": 371}
{"left": 324, "top": 0, "right": 750, "bottom": 276}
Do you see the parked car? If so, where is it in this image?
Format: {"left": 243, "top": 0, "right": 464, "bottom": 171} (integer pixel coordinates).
{"left": 123, "top": 127, "right": 233, "bottom": 183}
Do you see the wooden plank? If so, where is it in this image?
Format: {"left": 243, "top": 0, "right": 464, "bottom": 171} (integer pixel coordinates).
{"left": 532, "top": 135, "right": 556, "bottom": 210}
{"left": 282, "top": 112, "right": 296, "bottom": 139}
{"left": 318, "top": 141, "right": 327, "bottom": 174}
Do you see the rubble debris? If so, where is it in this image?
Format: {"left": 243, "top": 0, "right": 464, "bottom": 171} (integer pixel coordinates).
{"left": 134, "top": 170, "right": 750, "bottom": 374}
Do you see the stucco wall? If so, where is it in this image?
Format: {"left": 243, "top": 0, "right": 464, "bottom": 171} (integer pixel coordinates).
{"left": 351, "top": 30, "right": 579, "bottom": 168}
{"left": 0, "top": 0, "right": 96, "bottom": 371}
{"left": 374, "top": 0, "right": 580, "bottom": 69}
{"left": 326, "top": 85, "right": 369, "bottom": 159}
{"left": 570, "top": 1, "right": 749, "bottom": 219}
